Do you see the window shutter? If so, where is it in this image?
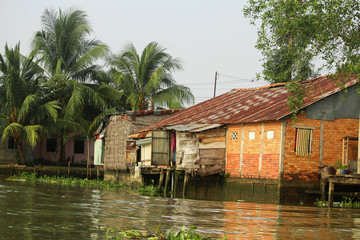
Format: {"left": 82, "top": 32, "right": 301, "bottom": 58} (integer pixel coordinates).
{"left": 296, "top": 128, "right": 312, "bottom": 156}
{"left": 151, "top": 131, "right": 170, "bottom": 165}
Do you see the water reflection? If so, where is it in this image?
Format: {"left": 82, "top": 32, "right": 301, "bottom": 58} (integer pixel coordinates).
{"left": 0, "top": 180, "right": 360, "bottom": 239}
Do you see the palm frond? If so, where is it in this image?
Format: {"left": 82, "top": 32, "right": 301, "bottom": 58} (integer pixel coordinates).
{"left": 1, "top": 122, "right": 23, "bottom": 142}
{"left": 22, "top": 125, "right": 42, "bottom": 147}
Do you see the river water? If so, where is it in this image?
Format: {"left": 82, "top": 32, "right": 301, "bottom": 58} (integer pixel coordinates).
{"left": 1, "top": 179, "right": 360, "bottom": 239}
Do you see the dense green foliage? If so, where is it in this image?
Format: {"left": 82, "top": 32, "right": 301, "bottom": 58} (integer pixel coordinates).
{"left": 244, "top": 0, "right": 360, "bottom": 117}
{"left": 244, "top": 0, "right": 360, "bottom": 83}
{"left": 109, "top": 42, "right": 194, "bottom": 110}
{"left": 32, "top": 8, "right": 119, "bottom": 163}
{"left": 0, "top": 8, "right": 191, "bottom": 164}
{"left": 0, "top": 44, "right": 60, "bottom": 163}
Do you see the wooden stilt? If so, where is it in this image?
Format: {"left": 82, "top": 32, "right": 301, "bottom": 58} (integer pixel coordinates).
{"left": 328, "top": 181, "right": 334, "bottom": 208}
{"left": 68, "top": 161, "right": 70, "bottom": 177}
{"left": 164, "top": 169, "right": 171, "bottom": 196}
{"left": 174, "top": 171, "right": 179, "bottom": 198}
{"left": 97, "top": 166, "right": 100, "bottom": 180}
{"left": 321, "top": 178, "right": 326, "bottom": 201}
{"left": 183, "top": 171, "right": 189, "bottom": 198}
{"left": 159, "top": 169, "right": 165, "bottom": 187}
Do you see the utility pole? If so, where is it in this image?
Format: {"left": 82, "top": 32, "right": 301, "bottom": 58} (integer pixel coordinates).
{"left": 213, "top": 71, "right": 218, "bottom": 98}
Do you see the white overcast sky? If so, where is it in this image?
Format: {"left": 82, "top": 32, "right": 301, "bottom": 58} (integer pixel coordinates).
{"left": 0, "top": 0, "right": 267, "bottom": 105}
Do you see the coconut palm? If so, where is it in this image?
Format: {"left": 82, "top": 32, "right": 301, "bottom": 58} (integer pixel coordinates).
{"left": 33, "top": 8, "right": 121, "bottom": 163}
{"left": 108, "top": 42, "right": 194, "bottom": 110}
{"left": 0, "top": 43, "right": 60, "bottom": 164}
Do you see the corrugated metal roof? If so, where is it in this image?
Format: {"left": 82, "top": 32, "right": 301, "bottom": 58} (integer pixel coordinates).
{"left": 109, "top": 109, "right": 180, "bottom": 117}
{"left": 165, "top": 124, "right": 223, "bottom": 132}
{"left": 138, "top": 75, "right": 358, "bottom": 132}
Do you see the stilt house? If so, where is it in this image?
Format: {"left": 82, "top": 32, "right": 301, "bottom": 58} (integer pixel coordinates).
{"left": 130, "top": 75, "right": 360, "bottom": 203}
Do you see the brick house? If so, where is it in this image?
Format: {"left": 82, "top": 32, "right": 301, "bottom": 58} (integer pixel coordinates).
{"left": 131, "top": 75, "right": 360, "bottom": 203}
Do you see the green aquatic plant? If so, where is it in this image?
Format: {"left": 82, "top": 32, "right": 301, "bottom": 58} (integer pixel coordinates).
{"left": 8, "top": 173, "right": 124, "bottom": 189}
{"left": 314, "top": 193, "right": 360, "bottom": 208}
{"left": 104, "top": 226, "right": 219, "bottom": 239}
{"left": 341, "top": 193, "right": 360, "bottom": 208}
{"left": 314, "top": 198, "right": 328, "bottom": 207}
{"left": 138, "top": 180, "right": 162, "bottom": 196}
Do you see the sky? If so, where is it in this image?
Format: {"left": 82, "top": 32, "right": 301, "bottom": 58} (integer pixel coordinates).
{"left": 0, "top": 0, "right": 267, "bottom": 105}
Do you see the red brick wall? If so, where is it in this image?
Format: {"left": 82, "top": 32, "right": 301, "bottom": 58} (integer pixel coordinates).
{"left": 322, "top": 119, "right": 358, "bottom": 166}
{"left": 226, "top": 113, "right": 358, "bottom": 181}
{"left": 283, "top": 113, "right": 359, "bottom": 181}
{"left": 226, "top": 121, "right": 281, "bottom": 179}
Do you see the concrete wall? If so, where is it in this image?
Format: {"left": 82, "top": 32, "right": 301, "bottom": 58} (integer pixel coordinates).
{"left": 0, "top": 140, "right": 32, "bottom": 164}
{"left": 33, "top": 137, "right": 94, "bottom": 165}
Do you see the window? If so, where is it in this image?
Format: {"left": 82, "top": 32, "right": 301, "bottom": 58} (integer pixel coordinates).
{"left": 295, "top": 128, "right": 312, "bottom": 156}
{"left": 74, "top": 140, "right": 85, "bottom": 154}
{"left": 46, "top": 138, "right": 57, "bottom": 152}
{"left": 249, "top": 131, "right": 255, "bottom": 140}
{"left": 267, "top": 131, "right": 274, "bottom": 139}
{"left": 231, "top": 132, "right": 238, "bottom": 140}
{"left": 8, "top": 138, "right": 15, "bottom": 149}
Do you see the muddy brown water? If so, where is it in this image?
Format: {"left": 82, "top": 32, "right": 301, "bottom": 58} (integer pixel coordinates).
{"left": 1, "top": 179, "right": 360, "bottom": 239}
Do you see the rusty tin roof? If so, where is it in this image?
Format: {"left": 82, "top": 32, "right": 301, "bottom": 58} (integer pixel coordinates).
{"left": 138, "top": 75, "right": 358, "bottom": 132}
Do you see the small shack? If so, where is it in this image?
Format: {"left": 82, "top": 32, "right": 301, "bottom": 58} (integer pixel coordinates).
{"left": 94, "top": 110, "right": 179, "bottom": 184}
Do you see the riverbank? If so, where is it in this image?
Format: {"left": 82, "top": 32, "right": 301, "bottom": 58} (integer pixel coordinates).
{"left": 0, "top": 164, "right": 103, "bottom": 180}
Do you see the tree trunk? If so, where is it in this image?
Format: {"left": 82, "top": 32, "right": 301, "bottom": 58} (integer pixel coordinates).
{"left": 15, "top": 140, "right": 26, "bottom": 165}
{"left": 59, "top": 138, "right": 66, "bottom": 165}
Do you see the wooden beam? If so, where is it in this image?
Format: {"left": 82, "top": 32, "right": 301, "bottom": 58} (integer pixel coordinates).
{"left": 328, "top": 181, "right": 334, "bottom": 208}
{"left": 279, "top": 120, "right": 287, "bottom": 180}
{"left": 319, "top": 120, "right": 324, "bottom": 167}
{"left": 183, "top": 171, "right": 189, "bottom": 198}
{"left": 201, "top": 136, "right": 226, "bottom": 144}
{"left": 199, "top": 142, "right": 226, "bottom": 149}
{"left": 158, "top": 169, "right": 165, "bottom": 187}
{"left": 199, "top": 148, "right": 226, "bottom": 159}
{"left": 258, "top": 122, "right": 265, "bottom": 178}
{"left": 195, "top": 158, "right": 225, "bottom": 165}
{"left": 164, "top": 169, "right": 171, "bottom": 196}
{"left": 240, "top": 123, "right": 245, "bottom": 176}
{"left": 197, "top": 129, "right": 225, "bottom": 139}
{"left": 197, "top": 165, "right": 225, "bottom": 177}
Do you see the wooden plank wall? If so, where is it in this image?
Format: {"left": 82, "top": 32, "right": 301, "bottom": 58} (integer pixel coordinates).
{"left": 196, "top": 128, "right": 226, "bottom": 176}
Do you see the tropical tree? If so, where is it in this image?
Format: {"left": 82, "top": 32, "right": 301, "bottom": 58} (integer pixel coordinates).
{"left": 108, "top": 42, "right": 194, "bottom": 110}
{"left": 244, "top": 0, "right": 360, "bottom": 116}
{"left": 244, "top": 0, "right": 360, "bottom": 83}
{"left": 0, "top": 43, "right": 60, "bottom": 164}
{"left": 33, "top": 8, "right": 120, "bottom": 163}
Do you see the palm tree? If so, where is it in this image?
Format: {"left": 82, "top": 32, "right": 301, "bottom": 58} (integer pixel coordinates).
{"left": 0, "top": 43, "right": 60, "bottom": 164}
{"left": 108, "top": 42, "right": 194, "bottom": 110}
{"left": 33, "top": 8, "right": 121, "bottom": 163}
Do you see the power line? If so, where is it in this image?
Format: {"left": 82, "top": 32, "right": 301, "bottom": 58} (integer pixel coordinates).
{"left": 218, "top": 73, "right": 268, "bottom": 83}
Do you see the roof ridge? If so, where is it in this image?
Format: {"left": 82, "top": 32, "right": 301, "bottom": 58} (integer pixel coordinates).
{"left": 232, "top": 75, "right": 331, "bottom": 92}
